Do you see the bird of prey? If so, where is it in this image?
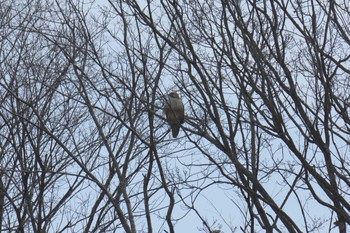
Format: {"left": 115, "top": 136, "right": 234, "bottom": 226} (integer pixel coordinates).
{"left": 164, "top": 92, "right": 184, "bottom": 138}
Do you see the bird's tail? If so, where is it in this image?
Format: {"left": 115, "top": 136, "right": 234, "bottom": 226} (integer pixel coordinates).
{"left": 171, "top": 125, "right": 180, "bottom": 138}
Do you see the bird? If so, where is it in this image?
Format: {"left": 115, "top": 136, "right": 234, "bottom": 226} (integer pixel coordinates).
{"left": 164, "top": 92, "right": 184, "bottom": 138}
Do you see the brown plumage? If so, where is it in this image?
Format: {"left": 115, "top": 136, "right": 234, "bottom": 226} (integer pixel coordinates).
{"left": 164, "top": 92, "right": 184, "bottom": 138}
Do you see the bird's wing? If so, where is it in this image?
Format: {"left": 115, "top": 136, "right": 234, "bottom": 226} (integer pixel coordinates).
{"left": 164, "top": 102, "right": 176, "bottom": 124}
{"left": 176, "top": 100, "right": 185, "bottom": 124}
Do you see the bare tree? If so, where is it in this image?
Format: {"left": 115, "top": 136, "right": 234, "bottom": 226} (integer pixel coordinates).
{"left": 0, "top": 0, "right": 349, "bottom": 232}
{"left": 122, "top": 0, "right": 350, "bottom": 232}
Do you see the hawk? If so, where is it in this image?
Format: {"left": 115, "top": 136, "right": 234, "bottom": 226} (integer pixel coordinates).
{"left": 164, "top": 92, "right": 184, "bottom": 138}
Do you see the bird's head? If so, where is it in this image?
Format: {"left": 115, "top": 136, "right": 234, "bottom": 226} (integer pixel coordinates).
{"left": 168, "top": 92, "right": 180, "bottom": 99}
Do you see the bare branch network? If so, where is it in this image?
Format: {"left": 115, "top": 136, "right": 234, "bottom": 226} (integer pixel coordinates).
{"left": 0, "top": 0, "right": 349, "bottom": 232}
